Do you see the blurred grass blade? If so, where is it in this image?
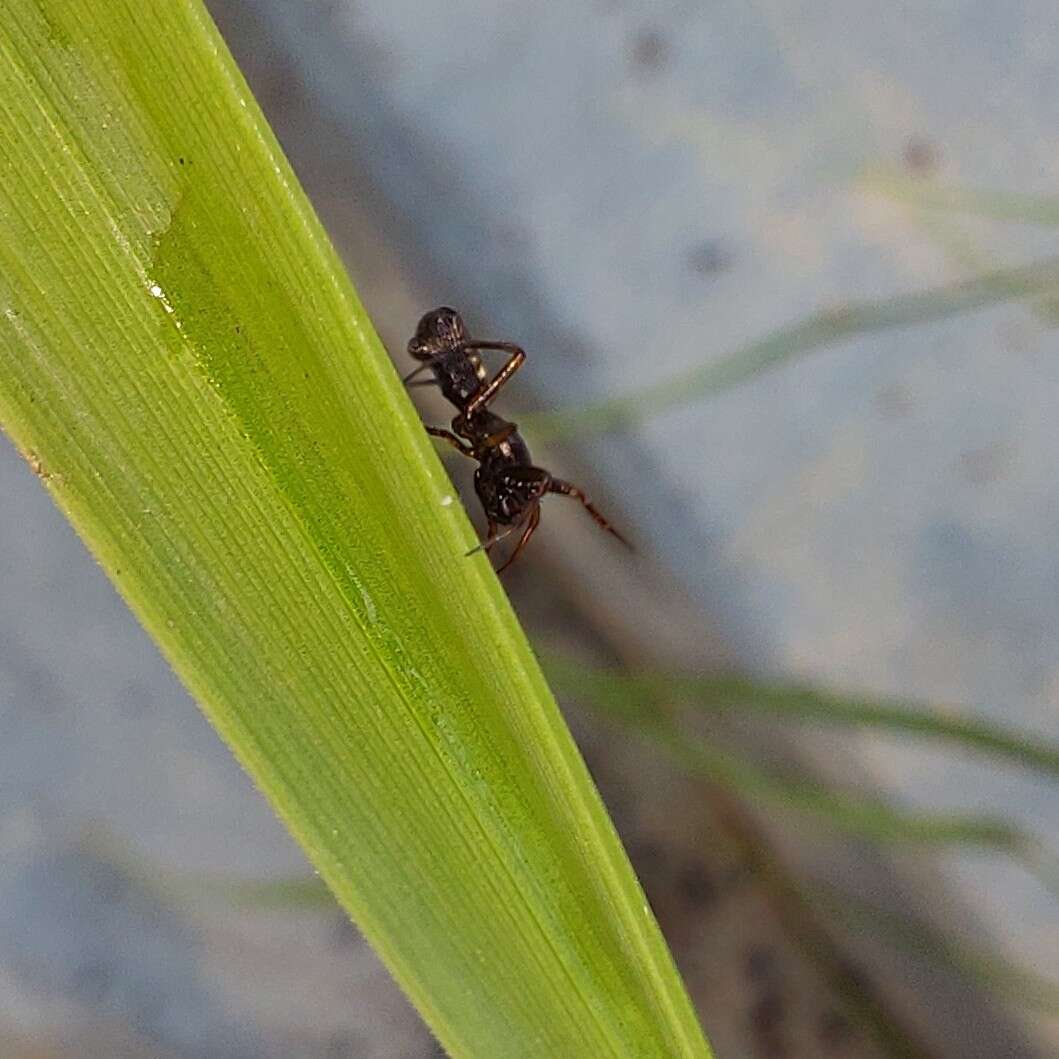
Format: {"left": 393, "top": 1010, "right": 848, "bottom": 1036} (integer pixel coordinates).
{"left": 202, "top": 875, "right": 338, "bottom": 911}
{"left": 809, "top": 882, "right": 1059, "bottom": 1014}
{"left": 530, "top": 256, "right": 1059, "bottom": 439}
{"left": 859, "top": 169, "right": 1059, "bottom": 327}
{"left": 862, "top": 169, "right": 1059, "bottom": 226}
{"left": 0, "top": 4, "right": 710, "bottom": 1056}
{"left": 546, "top": 659, "right": 1059, "bottom": 782}
{"left": 564, "top": 669, "right": 1059, "bottom": 895}
{"left": 640, "top": 710, "right": 1025, "bottom": 847}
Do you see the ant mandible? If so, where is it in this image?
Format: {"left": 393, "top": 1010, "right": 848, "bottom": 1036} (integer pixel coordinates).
{"left": 406, "top": 307, "right": 630, "bottom": 573}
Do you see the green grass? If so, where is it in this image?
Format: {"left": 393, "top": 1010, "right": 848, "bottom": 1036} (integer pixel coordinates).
{"left": 547, "top": 659, "right": 1059, "bottom": 782}
{"left": 550, "top": 659, "right": 1059, "bottom": 898}
{"left": 0, "top": 3, "right": 711, "bottom": 1056}
{"left": 529, "top": 256, "right": 1059, "bottom": 439}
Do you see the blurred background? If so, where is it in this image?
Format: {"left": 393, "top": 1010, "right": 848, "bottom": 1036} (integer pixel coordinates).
{"left": 2, "top": 1, "right": 1058, "bottom": 1056}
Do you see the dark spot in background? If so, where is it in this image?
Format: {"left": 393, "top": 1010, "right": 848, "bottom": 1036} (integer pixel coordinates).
{"left": 676, "top": 860, "right": 716, "bottom": 907}
{"left": 744, "top": 944, "right": 776, "bottom": 983}
{"left": 629, "top": 27, "right": 669, "bottom": 74}
{"left": 750, "top": 989, "right": 785, "bottom": 1033}
{"left": 749, "top": 988, "right": 789, "bottom": 1059}
{"left": 686, "top": 238, "right": 733, "bottom": 277}
{"left": 835, "top": 957, "right": 871, "bottom": 996}
{"left": 903, "top": 137, "right": 940, "bottom": 176}
{"left": 818, "top": 1007, "right": 855, "bottom": 1049}
{"left": 327, "top": 1031, "right": 363, "bottom": 1058}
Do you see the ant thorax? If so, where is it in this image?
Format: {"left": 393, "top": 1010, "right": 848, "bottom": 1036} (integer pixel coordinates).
{"left": 433, "top": 349, "right": 486, "bottom": 409}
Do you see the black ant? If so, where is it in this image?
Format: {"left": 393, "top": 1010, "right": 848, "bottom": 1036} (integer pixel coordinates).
{"left": 406, "top": 307, "right": 630, "bottom": 573}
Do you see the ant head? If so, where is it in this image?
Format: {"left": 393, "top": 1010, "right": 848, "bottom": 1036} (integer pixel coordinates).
{"left": 408, "top": 306, "right": 467, "bottom": 360}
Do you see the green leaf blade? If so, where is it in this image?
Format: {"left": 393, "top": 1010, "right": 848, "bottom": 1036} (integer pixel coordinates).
{"left": 0, "top": 3, "right": 710, "bottom": 1055}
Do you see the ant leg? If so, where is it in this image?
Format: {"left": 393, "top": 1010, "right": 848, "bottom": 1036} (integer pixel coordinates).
{"left": 461, "top": 341, "right": 526, "bottom": 415}
{"left": 466, "top": 517, "right": 522, "bottom": 557}
{"left": 426, "top": 426, "right": 474, "bottom": 458}
{"left": 466, "top": 466, "right": 548, "bottom": 563}
{"left": 496, "top": 504, "right": 541, "bottom": 574}
{"left": 547, "top": 478, "right": 632, "bottom": 548}
{"left": 403, "top": 362, "right": 434, "bottom": 385}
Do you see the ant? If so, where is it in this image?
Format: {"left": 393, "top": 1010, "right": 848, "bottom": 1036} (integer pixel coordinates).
{"left": 406, "top": 307, "right": 630, "bottom": 573}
